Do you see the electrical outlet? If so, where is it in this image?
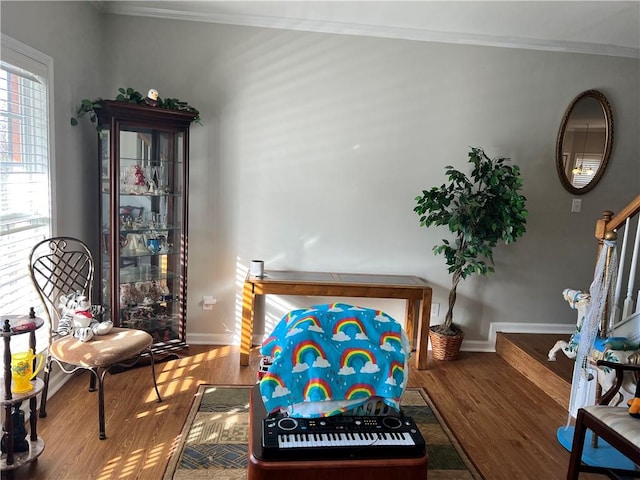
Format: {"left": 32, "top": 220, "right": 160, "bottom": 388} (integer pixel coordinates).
{"left": 202, "top": 296, "right": 217, "bottom": 310}
{"left": 571, "top": 198, "right": 582, "bottom": 213}
{"left": 430, "top": 303, "right": 440, "bottom": 317}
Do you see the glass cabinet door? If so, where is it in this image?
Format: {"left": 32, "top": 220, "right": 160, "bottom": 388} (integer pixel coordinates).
{"left": 98, "top": 102, "right": 193, "bottom": 353}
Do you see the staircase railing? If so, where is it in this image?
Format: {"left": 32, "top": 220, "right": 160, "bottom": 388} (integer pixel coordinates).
{"left": 595, "top": 194, "right": 640, "bottom": 338}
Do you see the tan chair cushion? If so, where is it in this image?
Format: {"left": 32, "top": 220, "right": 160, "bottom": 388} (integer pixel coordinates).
{"left": 50, "top": 328, "right": 153, "bottom": 368}
{"left": 585, "top": 405, "right": 640, "bottom": 447}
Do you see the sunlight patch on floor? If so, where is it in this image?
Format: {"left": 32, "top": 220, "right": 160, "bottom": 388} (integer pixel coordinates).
{"left": 202, "top": 344, "right": 233, "bottom": 358}
{"left": 98, "top": 443, "right": 168, "bottom": 479}
{"left": 142, "top": 442, "right": 167, "bottom": 471}
{"left": 161, "top": 376, "right": 196, "bottom": 397}
{"left": 137, "top": 401, "right": 170, "bottom": 417}
{"left": 120, "top": 448, "right": 144, "bottom": 478}
{"left": 98, "top": 455, "right": 122, "bottom": 480}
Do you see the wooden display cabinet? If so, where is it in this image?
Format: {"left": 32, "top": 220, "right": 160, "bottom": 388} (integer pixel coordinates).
{"left": 96, "top": 101, "right": 196, "bottom": 354}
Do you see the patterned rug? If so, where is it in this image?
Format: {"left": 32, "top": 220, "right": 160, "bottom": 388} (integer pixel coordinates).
{"left": 163, "top": 385, "right": 483, "bottom": 480}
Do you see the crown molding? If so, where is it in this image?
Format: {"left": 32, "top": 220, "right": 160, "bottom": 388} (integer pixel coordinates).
{"left": 98, "top": 3, "right": 639, "bottom": 59}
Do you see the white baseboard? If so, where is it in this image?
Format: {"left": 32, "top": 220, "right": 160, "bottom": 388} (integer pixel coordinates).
{"left": 188, "top": 323, "right": 633, "bottom": 354}
{"left": 187, "top": 332, "right": 266, "bottom": 347}
{"left": 186, "top": 332, "right": 236, "bottom": 345}
{"left": 187, "top": 323, "right": 577, "bottom": 354}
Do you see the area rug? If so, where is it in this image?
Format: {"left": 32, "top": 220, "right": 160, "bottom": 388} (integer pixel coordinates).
{"left": 163, "top": 385, "right": 483, "bottom": 480}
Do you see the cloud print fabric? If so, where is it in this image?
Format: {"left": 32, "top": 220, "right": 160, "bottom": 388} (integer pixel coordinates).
{"left": 260, "top": 303, "right": 410, "bottom": 418}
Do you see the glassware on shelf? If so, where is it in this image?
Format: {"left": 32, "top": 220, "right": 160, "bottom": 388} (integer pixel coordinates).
{"left": 144, "top": 212, "right": 167, "bottom": 229}
{"left": 152, "top": 165, "right": 169, "bottom": 193}
{"left": 120, "top": 166, "right": 134, "bottom": 194}
{"left": 153, "top": 213, "right": 167, "bottom": 229}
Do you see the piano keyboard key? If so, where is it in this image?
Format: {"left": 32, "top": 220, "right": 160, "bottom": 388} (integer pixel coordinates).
{"left": 277, "top": 431, "right": 416, "bottom": 449}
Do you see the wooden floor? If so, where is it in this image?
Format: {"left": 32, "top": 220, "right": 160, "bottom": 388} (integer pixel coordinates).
{"left": 3, "top": 342, "right": 606, "bottom": 480}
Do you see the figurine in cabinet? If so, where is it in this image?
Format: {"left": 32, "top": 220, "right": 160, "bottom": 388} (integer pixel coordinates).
{"left": 133, "top": 165, "right": 150, "bottom": 194}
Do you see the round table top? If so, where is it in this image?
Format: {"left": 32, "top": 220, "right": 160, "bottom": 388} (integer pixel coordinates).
{"left": 1, "top": 313, "right": 45, "bottom": 336}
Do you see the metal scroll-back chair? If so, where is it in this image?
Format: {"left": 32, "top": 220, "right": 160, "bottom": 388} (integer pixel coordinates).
{"left": 29, "top": 237, "right": 162, "bottom": 439}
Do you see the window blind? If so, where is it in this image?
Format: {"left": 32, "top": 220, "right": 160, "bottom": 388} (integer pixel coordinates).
{"left": 571, "top": 155, "right": 602, "bottom": 189}
{"left": 0, "top": 35, "right": 53, "bottom": 348}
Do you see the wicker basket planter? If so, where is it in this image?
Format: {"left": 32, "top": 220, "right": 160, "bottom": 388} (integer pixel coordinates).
{"left": 429, "top": 326, "right": 464, "bottom": 361}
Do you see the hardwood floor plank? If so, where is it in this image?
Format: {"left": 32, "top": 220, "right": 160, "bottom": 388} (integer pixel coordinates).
{"left": 4, "top": 345, "right": 604, "bottom": 480}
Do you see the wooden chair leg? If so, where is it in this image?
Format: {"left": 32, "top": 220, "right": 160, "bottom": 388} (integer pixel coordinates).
{"left": 567, "top": 409, "right": 587, "bottom": 480}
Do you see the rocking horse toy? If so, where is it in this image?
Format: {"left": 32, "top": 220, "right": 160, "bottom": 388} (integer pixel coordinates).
{"left": 548, "top": 289, "right": 595, "bottom": 362}
{"left": 549, "top": 287, "right": 639, "bottom": 406}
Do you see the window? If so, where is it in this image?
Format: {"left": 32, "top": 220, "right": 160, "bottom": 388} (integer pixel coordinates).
{"left": 570, "top": 155, "right": 602, "bottom": 189}
{"left": 0, "top": 35, "right": 54, "bottom": 346}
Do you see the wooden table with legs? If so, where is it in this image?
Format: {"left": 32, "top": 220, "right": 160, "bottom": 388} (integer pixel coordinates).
{"left": 240, "top": 270, "right": 432, "bottom": 369}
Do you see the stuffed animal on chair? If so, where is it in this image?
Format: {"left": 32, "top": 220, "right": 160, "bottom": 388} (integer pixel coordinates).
{"left": 58, "top": 292, "right": 113, "bottom": 342}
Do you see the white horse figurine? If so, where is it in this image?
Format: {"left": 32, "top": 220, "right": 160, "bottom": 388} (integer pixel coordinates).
{"left": 549, "top": 288, "right": 640, "bottom": 406}
{"left": 548, "top": 289, "right": 591, "bottom": 361}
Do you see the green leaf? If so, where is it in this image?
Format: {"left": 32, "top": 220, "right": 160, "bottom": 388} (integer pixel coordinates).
{"left": 71, "top": 87, "right": 201, "bottom": 129}
{"left": 414, "top": 146, "right": 527, "bottom": 328}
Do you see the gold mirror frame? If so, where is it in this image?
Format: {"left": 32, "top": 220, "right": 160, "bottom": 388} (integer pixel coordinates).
{"left": 556, "top": 90, "right": 613, "bottom": 195}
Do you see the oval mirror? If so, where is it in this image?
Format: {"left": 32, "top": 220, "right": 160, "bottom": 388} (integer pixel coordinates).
{"left": 556, "top": 89, "right": 613, "bottom": 195}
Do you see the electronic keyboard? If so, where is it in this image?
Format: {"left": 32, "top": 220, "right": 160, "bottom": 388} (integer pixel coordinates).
{"left": 261, "top": 414, "right": 426, "bottom": 461}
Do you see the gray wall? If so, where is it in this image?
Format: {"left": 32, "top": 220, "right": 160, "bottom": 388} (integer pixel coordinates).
{"left": 1, "top": 1, "right": 105, "bottom": 254}
{"left": 3, "top": 2, "right": 639, "bottom": 349}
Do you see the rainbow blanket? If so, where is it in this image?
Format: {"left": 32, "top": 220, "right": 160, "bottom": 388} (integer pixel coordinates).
{"left": 259, "top": 303, "right": 410, "bottom": 418}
